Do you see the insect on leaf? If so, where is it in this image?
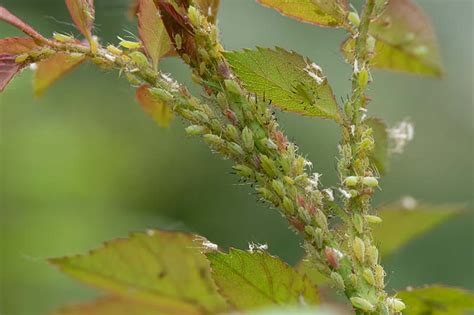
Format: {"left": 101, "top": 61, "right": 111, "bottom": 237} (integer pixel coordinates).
{"left": 137, "top": 0, "right": 172, "bottom": 70}
{"left": 136, "top": 84, "right": 174, "bottom": 127}
{"left": 365, "top": 117, "right": 389, "bottom": 175}
{"left": 33, "top": 53, "right": 85, "bottom": 97}
{"left": 341, "top": 0, "right": 443, "bottom": 77}
{"left": 50, "top": 230, "right": 227, "bottom": 314}
{"left": 224, "top": 47, "right": 340, "bottom": 122}
{"left": 373, "top": 203, "right": 464, "bottom": 257}
{"left": 0, "top": 7, "right": 49, "bottom": 43}
{"left": 397, "top": 286, "right": 474, "bottom": 315}
{"left": 256, "top": 0, "right": 348, "bottom": 28}
{"left": 207, "top": 248, "right": 319, "bottom": 310}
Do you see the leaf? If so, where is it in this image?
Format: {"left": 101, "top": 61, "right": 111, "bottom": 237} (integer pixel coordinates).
{"left": 245, "top": 305, "right": 337, "bottom": 315}
{"left": 295, "top": 258, "right": 329, "bottom": 287}
{"left": 207, "top": 248, "right": 319, "bottom": 310}
{"left": 194, "top": 0, "right": 220, "bottom": 24}
{"left": 52, "top": 296, "right": 173, "bottom": 315}
{"left": 0, "top": 37, "right": 38, "bottom": 54}
{"left": 397, "top": 286, "right": 474, "bottom": 315}
{"left": 0, "top": 54, "right": 23, "bottom": 92}
{"left": 256, "top": 0, "right": 348, "bottom": 28}
{"left": 373, "top": 203, "right": 463, "bottom": 257}
{"left": 341, "top": 0, "right": 443, "bottom": 77}
{"left": 0, "top": 7, "right": 49, "bottom": 43}
{"left": 365, "top": 117, "right": 389, "bottom": 175}
{"left": 50, "top": 230, "right": 226, "bottom": 314}
{"left": 224, "top": 47, "right": 340, "bottom": 122}
{"left": 137, "top": 0, "right": 172, "bottom": 70}
{"left": 65, "top": 0, "right": 95, "bottom": 42}
{"left": 33, "top": 53, "right": 85, "bottom": 97}
{"left": 136, "top": 84, "right": 174, "bottom": 127}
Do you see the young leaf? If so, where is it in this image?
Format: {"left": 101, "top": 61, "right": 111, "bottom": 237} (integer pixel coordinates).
{"left": 0, "top": 7, "right": 49, "bottom": 43}
{"left": 0, "top": 37, "right": 38, "bottom": 54}
{"left": 365, "top": 117, "right": 389, "bottom": 174}
{"left": 137, "top": 0, "right": 172, "bottom": 70}
{"left": 0, "top": 54, "right": 23, "bottom": 92}
{"left": 397, "top": 286, "right": 474, "bottom": 315}
{"left": 224, "top": 47, "right": 340, "bottom": 122}
{"left": 50, "top": 230, "right": 227, "bottom": 314}
{"left": 52, "top": 296, "right": 170, "bottom": 315}
{"left": 341, "top": 0, "right": 443, "bottom": 77}
{"left": 207, "top": 248, "right": 319, "bottom": 310}
{"left": 256, "top": 0, "right": 348, "bottom": 28}
{"left": 65, "top": 0, "right": 95, "bottom": 43}
{"left": 136, "top": 84, "right": 174, "bottom": 127}
{"left": 373, "top": 203, "right": 464, "bottom": 257}
{"left": 34, "top": 53, "right": 85, "bottom": 97}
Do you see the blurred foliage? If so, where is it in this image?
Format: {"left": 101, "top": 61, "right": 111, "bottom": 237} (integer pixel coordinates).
{"left": 0, "top": 0, "right": 472, "bottom": 314}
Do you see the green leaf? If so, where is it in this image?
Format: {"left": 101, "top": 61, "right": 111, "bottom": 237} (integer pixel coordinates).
{"left": 51, "top": 296, "right": 175, "bottom": 315}
{"left": 34, "top": 53, "right": 85, "bottom": 97}
{"left": 137, "top": 0, "right": 172, "bottom": 70}
{"left": 50, "top": 230, "right": 227, "bottom": 314}
{"left": 256, "top": 0, "right": 348, "bottom": 28}
{"left": 365, "top": 117, "right": 389, "bottom": 175}
{"left": 245, "top": 305, "right": 337, "bottom": 315}
{"left": 397, "top": 286, "right": 474, "bottom": 315}
{"left": 295, "top": 258, "right": 329, "bottom": 287}
{"left": 342, "top": 0, "right": 443, "bottom": 77}
{"left": 373, "top": 203, "right": 463, "bottom": 257}
{"left": 224, "top": 47, "right": 340, "bottom": 122}
{"left": 136, "top": 84, "right": 174, "bottom": 127}
{"left": 207, "top": 248, "right": 319, "bottom": 310}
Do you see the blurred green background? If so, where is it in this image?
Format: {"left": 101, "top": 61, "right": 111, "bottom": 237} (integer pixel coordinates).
{"left": 0, "top": 0, "right": 472, "bottom": 314}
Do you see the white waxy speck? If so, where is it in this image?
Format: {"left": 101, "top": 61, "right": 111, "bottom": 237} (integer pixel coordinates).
{"left": 304, "top": 67, "right": 324, "bottom": 84}
{"left": 310, "top": 62, "right": 322, "bottom": 72}
{"left": 388, "top": 120, "right": 415, "bottom": 153}
{"left": 202, "top": 240, "right": 218, "bottom": 251}
{"left": 350, "top": 125, "right": 356, "bottom": 136}
{"left": 248, "top": 242, "right": 268, "bottom": 253}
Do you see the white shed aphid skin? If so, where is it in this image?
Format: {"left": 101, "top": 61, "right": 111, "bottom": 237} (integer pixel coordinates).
{"left": 323, "top": 188, "right": 335, "bottom": 201}
{"left": 192, "top": 236, "right": 219, "bottom": 252}
{"left": 338, "top": 188, "right": 352, "bottom": 199}
{"left": 388, "top": 119, "right": 414, "bottom": 153}
{"left": 248, "top": 242, "right": 268, "bottom": 253}
{"left": 308, "top": 172, "right": 321, "bottom": 190}
{"left": 29, "top": 63, "right": 38, "bottom": 71}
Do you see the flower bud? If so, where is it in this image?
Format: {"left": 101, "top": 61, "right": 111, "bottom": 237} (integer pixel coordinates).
{"left": 271, "top": 180, "right": 286, "bottom": 198}
{"left": 185, "top": 125, "right": 207, "bottom": 135}
{"left": 344, "top": 176, "right": 359, "bottom": 187}
{"left": 363, "top": 268, "right": 375, "bottom": 286}
{"left": 224, "top": 79, "right": 242, "bottom": 95}
{"left": 352, "top": 237, "right": 365, "bottom": 263}
{"left": 365, "top": 214, "right": 382, "bottom": 224}
{"left": 387, "top": 297, "right": 406, "bottom": 312}
{"left": 350, "top": 297, "right": 375, "bottom": 312}
{"left": 362, "top": 176, "right": 379, "bottom": 187}
{"left": 241, "top": 127, "right": 254, "bottom": 151}
{"left": 330, "top": 272, "right": 345, "bottom": 290}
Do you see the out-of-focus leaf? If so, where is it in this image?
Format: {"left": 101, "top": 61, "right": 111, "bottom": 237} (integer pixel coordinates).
{"left": 295, "top": 258, "right": 328, "bottom": 287}
{"left": 34, "top": 53, "right": 85, "bottom": 97}
{"left": 256, "top": 0, "right": 348, "bottom": 28}
{"left": 245, "top": 305, "right": 337, "bottom": 315}
{"left": 207, "top": 248, "right": 319, "bottom": 310}
{"left": 0, "top": 37, "right": 38, "bottom": 54}
{"left": 65, "top": 0, "right": 95, "bottom": 42}
{"left": 137, "top": 0, "right": 172, "bottom": 70}
{"left": 136, "top": 84, "right": 174, "bottom": 127}
{"left": 341, "top": 0, "right": 443, "bottom": 76}
{"left": 374, "top": 203, "right": 463, "bottom": 257}
{"left": 52, "top": 296, "right": 173, "bottom": 315}
{"left": 0, "top": 54, "right": 23, "bottom": 92}
{"left": 0, "top": 7, "right": 49, "bottom": 43}
{"left": 366, "top": 117, "right": 389, "bottom": 175}
{"left": 50, "top": 230, "right": 227, "bottom": 314}
{"left": 224, "top": 47, "right": 340, "bottom": 122}
{"left": 194, "top": 0, "right": 220, "bottom": 24}
{"left": 397, "top": 286, "right": 474, "bottom": 315}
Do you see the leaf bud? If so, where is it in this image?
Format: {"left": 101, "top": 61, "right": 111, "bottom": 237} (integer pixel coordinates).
{"left": 348, "top": 11, "right": 360, "bottom": 26}
{"left": 362, "top": 176, "right": 379, "bottom": 187}
{"left": 241, "top": 127, "right": 254, "bottom": 151}
{"left": 224, "top": 79, "right": 242, "bottom": 96}
{"left": 363, "top": 268, "right": 375, "bottom": 286}
{"left": 387, "top": 297, "right": 406, "bottom": 312}
{"left": 225, "top": 124, "right": 240, "bottom": 142}
{"left": 344, "top": 176, "right": 359, "bottom": 186}
{"left": 271, "top": 179, "right": 286, "bottom": 198}
{"left": 330, "top": 272, "right": 345, "bottom": 290}
{"left": 185, "top": 125, "right": 207, "bottom": 135}
{"left": 364, "top": 214, "right": 382, "bottom": 224}
{"left": 352, "top": 237, "right": 365, "bottom": 263}
{"left": 282, "top": 196, "right": 295, "bottom": 215}
{"left": 350, "top": 297, "right": 375, "bottom": 312}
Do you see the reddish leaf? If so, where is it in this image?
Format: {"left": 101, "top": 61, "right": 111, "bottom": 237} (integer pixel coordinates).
{"left": 0, "top": 54, "right": 23, "bottom": 92}
{"left": 136, "top": 84, "right": 173, "bottom": 127}
{"left": 0, "top": 7, "right": 49, "bottom": 43}
{"left": 65, "top": 0, "right": 95, "bottom": 41}
{"left": 156, "top": 1, "right": 196, "bottom": 58}
{"left": 137, "top": 0, "right": 172, "bottom": 69}
{"left": 33, "top": 53, "right": 85, "bottom": 96}
{"left": 0, "top": 37, "right": 38, "bottom": 54}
